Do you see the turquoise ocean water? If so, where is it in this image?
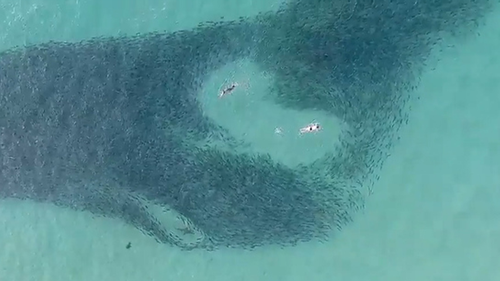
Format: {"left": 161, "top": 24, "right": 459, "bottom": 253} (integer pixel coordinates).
{"left": 1, "top": 0, "right": 500, "bottom": 280}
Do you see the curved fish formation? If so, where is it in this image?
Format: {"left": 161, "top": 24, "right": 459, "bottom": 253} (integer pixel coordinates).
{"left": 0, "top": 0, "right": 495, "bottom": 250}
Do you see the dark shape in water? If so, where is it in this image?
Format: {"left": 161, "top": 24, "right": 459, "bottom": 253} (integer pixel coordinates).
{"left": 0, "top": 0, "right": 495, "bottom": 250}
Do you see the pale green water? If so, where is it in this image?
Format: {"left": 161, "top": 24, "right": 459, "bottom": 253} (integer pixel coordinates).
{"left": 1, "top": 0, "right": 500, "bottom": 280}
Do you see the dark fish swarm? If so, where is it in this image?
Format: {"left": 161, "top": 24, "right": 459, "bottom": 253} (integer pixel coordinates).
{"left": 0, "top": 0, "right": 495, "bottom": 250}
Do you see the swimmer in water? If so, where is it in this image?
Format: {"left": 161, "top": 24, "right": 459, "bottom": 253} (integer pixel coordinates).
{"left": 299, "top": 123, "right": 321, "bottom": 134}
{"left": 218, "top": 82, "right": 239, "bottom": 98}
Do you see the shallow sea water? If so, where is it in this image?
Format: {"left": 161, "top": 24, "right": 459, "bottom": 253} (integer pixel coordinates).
{"left": 1, "top": 0, "right": 500, "bottom": 280}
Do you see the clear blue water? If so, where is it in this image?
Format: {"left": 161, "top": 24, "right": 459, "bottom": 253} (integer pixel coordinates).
{"left": 1, "top": 0, "right": 499, "bottom": 280}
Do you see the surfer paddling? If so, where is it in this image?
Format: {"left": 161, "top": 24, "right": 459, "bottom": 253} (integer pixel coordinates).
{"left": 218, "top": 82, "right": 239, "bottom": 98}
{"left": 299, "top": 123, "right": 321, "bottom": 134}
